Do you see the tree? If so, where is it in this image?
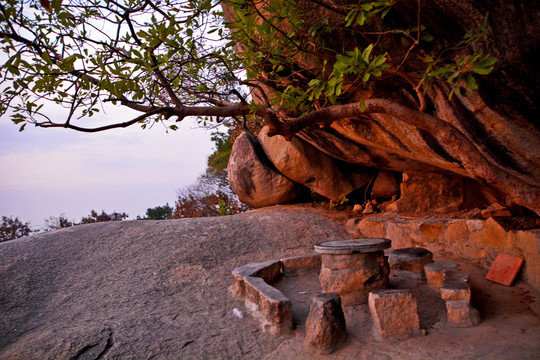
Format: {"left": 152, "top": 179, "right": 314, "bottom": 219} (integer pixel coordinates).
{"left": 137, "top": 204, "right": 173, "bottom": 220}
{"left": 1, "top": 216, "right": 33, "bottom": 242}
{"left": 42, "top": 214, "right": 74, "bottom": 231}
{"left": 1, "top": 1, "right": 538, "bottom": 214}
{"left": 80, "top": 210, "right": 128, "bottom": 224}
{"left": 172, "top": 172, "right": 248, "bottom": 218}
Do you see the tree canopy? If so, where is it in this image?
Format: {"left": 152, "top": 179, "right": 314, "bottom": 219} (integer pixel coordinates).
{"left": 1, "top": 0, "right": 539, "bottom": 214}
{"left": 1, "top": 0, "right": 496, "bottom": 132}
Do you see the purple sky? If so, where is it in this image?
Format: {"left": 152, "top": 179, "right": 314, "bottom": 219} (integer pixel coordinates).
{"left": 0, "top": 105, "right": 215, "bottom": 229}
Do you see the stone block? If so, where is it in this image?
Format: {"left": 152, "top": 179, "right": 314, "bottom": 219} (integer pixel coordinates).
{"left": 368, "top": 289, "right": 422, "bottom": 341}
{"left": 305, "top": 293, "right": 347, "bottom": 354}
{"left": 441, "top": 271, "right": 471, "bottom": 300}
{"left": 387, "top": 247, "right": 433, "bottom": 280}
{"left": 243, "top": 276, "right": 293, "bottom": 335}
{"left": 280, "top": 254, "right": 321, "bottom": 274}
{"left": 424, "top": 262, "right": 461, "bottom": 288}
{"left": 231, "top": 260, "right": 282, "bottom": 297}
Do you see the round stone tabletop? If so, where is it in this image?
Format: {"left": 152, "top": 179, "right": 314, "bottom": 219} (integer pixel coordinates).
{"left": 314, "top": 238, "right": 392, "bottom": 254}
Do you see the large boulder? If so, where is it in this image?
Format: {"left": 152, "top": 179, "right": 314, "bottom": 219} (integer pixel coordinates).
{"left": 228, "top": 132, "right": 302, "bottom": 208}
{"left": 371, "top": 170, "right": 401, "bottom": 200}
{"left": 258, "top": 126, "right": 374, "bottom": 201}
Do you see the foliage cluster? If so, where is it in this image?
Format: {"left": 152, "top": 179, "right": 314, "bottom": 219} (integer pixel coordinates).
{"left": 0, "top": 216, "right": 33, "bottom": 242}
{"left": 0, "top": 0, "right": 496, "bottom": 132}
{"left": 79, "top": 210, "right": 129, "bottom": 224}
{"left": 42, "top": 214, "right": 73, "bottom": 231}
{"left": 172, "top": 171, "right": 248, "bottom": 219}
{"left": 137, "top": 204, "right": 173, "bottom": 220}
{"left": 1, "top": 209, "right": 130, "bottom": 242}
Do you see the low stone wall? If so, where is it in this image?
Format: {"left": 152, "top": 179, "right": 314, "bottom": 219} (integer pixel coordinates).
{"left": 347, "top": 216, "right": 540, "bottom": 291}
{"left": 231, "top": 254, "right": 321, "bottom": 335}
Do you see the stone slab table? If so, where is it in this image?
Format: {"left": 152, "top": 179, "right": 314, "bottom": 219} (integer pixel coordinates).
{"left": 314, "top": 239, "right": 391, "bottom": 306}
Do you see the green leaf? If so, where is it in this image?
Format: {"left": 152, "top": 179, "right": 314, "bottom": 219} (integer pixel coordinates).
{"left": 475, "top": 57, "right": 497, "bottom": 68}
{"left": 52, "top": 0, "right": 62, "bottom": 13}
{"left": 19, "top": 123, "right": 26, "bottom": 132}
{"left": 362, "top": 44, "right": 373, "bottom": 63}
{"left": 358, "top": 99, "right": 366, "bottom": 112}
{"left": 308, "top": 78, "right": 321, "bottom": 87}
{"left": 41, "top": 52, "right": 53, "bottom": 65}
{"left": 465, "top": 75, "right": 478, "bottom": 90}
{"left": 335, "top": 79, "right": 343, "bottom": 96}
{"left": 345, "top": 10, "right": 356, "bottom": 27}
{"left": 471, "top": 67, "right": 492, "bottom": 75}
{"left": 356, "top": 11, "right": 366, "bottom": 26}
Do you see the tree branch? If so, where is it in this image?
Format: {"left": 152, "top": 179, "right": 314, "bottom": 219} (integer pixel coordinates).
{"left": 35, "top": 107, "right": 173, "bottom": 132}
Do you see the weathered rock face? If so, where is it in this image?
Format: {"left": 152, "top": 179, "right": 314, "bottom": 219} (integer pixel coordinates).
{"left": 228, "top": 131, "right": 302, "bottom": 208}
{"left": 258, "top": 126, "right": 374, "bottom": 202}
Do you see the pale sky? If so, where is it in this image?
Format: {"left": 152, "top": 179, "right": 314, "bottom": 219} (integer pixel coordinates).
{"left": 0, "top": 105, "right": 215, "bottom": 229}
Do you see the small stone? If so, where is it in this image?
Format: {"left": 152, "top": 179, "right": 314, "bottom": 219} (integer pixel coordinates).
{"left": 424, "top": 262, "right": 461, "bottom": 288}
{"left": 353, "top": 204, "right": 363, "bottom": 213}
{"left": 363, "top": 202, "right": 374, "bottom": 214}
{"left": 368, "top": 289, "right": 422, "bottom": 341}
{"left": 233, "top": 308, "right": 244, "bottom": 319}
{"left": 305, "top": 293, "right": 347, "bottom": 354}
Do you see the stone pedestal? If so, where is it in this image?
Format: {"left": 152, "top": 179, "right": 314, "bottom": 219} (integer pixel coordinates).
{"left": 315, "top": 239, "right": 391, "bottom": 306}
{"left": 305, "top": 293, "right": 347, "bottom": 354}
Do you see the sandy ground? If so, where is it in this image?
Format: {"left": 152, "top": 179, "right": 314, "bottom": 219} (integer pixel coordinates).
{"left": 1, "top": 205, "right": 539, "bottom": 359}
